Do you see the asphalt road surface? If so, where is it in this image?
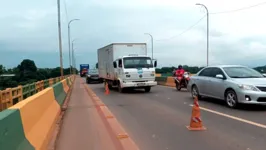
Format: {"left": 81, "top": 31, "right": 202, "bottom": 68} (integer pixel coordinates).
{"left": 87, "top": 81, "right": 266, "bottom": 150}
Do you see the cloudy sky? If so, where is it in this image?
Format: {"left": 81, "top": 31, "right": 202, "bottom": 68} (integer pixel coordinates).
{"left": 1, "top": 0, "right": 266, "bottom": 68}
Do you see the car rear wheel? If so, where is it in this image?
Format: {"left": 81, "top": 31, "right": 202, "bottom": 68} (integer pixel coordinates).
{"left": 191, "top": 85, "right": 201, "bottom": 100}
{"left": 225, "top": 90, "right": 238, "bottom": 108}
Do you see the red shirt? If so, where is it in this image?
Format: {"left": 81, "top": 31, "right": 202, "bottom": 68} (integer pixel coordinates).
{"left": 175, "top": 69, "right": 185, "bottom": 77}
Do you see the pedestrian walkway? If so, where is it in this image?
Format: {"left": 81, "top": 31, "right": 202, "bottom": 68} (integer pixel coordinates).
{"left": 56, "top": 77, "right": 118, "bottom": 150}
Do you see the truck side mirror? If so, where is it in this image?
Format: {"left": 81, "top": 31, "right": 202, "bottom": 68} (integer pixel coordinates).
{"left": 96, "top": 63, "right": 98, "bottom": 69}
{"left": 154, "top": 61, "right": 157, "bottom": 67}
{"left": 113, "top": 62, "right": 117, "bottom": 68}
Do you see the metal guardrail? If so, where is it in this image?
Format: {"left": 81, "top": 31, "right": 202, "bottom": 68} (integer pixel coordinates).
{"left": 0, "top": 76, "right": 69, "bottom": 111}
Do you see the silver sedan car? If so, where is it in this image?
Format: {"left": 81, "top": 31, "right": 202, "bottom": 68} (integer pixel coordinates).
{"left": 187, "top": 65, "right": 266, "bottom": 108}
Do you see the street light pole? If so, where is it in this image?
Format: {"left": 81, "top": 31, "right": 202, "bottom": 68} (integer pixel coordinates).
{"left": 57, "top": 0, "right": 63, "bottom": 77}
{"left": 196, "top": 3, "right": 209, "bottom": 66}
{"left": 144, "top": 33, "right": 154, "bottom": 60}
{"left": 68, "top": 19, "right": 79, "bottom": 75}
{"left": 72, "top": 39, "right": 77, "bottom": 74}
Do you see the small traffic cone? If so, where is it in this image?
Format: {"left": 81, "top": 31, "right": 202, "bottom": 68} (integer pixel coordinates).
{"left": 186, "top": 96, "right": 206, "bottom": 131}
{"left": 105, "top": 82, "right": 110, "bottom": 95}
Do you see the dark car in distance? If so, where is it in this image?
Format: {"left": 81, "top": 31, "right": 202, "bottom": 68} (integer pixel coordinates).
{"left": 86, "top": 69, "right": 103, "bottom": 84}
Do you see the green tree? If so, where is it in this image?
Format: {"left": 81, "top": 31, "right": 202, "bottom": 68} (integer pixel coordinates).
{"left": 17, "top": 59, "right": 38, "bottom": 84}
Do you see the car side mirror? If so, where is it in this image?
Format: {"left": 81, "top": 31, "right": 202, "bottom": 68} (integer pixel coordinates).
{"left": 216, "top": 74, "right": 224, "bottom": 79}
{"left": 113, "top": 62, "right": 117, "bottom": 68}
{"left": 154, "top": 61, "right": 157, "bottom": 67}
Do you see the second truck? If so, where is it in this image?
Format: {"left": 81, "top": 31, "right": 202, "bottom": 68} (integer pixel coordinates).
{"left": 97, "top": 43, "right": 157, "bottom": 93}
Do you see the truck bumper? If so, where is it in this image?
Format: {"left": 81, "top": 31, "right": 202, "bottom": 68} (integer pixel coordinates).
{"left": 121, "top": 81, "right": 157, "bottom": 88}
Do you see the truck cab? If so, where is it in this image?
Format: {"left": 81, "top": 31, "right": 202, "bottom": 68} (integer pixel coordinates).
{"left": 112, "top": 55, "right": 157, "bottom": 92}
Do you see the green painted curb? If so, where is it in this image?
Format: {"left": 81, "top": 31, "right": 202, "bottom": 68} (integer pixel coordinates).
{"left": 0, "top": 109, "right": 34, "bottom": 150}
{"left": 52, "top": 82, "right": 67, "bottom": 106}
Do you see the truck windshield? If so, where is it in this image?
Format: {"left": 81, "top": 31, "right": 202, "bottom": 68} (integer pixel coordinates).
{"left": 123, "top": 57, "right": 153, "bottom": 69}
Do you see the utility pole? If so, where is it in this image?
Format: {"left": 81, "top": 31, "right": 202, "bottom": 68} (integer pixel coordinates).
{"left": 57, "top": 0, "right": 63, "bottom": 76}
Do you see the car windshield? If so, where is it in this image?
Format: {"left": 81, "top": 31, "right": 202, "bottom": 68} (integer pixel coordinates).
{"left": 89, "top": 69, "right": 98, "bottom": 74}
{"left": 223, "top": 67, "right": 264, "bottom": 78}
{"left": 123, "top": 57, "right": 153, "bottom": 69}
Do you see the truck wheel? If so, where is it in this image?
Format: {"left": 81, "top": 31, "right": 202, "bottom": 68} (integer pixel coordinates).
{"left": 144, "top": 87, "right": 151, "bottom": 92}
{"left": 118, "top": 83, "right": 124, "bottom": 93}
{"left": 108, "top": 84, "right": 113, "bottom": 90}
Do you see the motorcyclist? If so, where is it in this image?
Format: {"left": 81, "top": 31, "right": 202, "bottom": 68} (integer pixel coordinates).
{"left": 175, "top": 65, "right": 185, "bottom": 79}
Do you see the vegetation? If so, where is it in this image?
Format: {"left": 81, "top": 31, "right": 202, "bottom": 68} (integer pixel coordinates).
{"left": 0, "top": 59, "right": 77, "bottom": 90}
{"left": 156, "top": 65, "right": 266, "bottom": 75}
{"left": 2, "top": 60, "right": 266, "bottom": 90}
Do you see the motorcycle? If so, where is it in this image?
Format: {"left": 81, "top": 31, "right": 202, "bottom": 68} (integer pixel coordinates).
{"left": 174, "top": 72, "right": 190, "bottom": 91}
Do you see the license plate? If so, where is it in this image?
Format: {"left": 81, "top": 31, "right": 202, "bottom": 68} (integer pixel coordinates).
{"left": 137, "top": 83, "right": 145, "bottom": 86}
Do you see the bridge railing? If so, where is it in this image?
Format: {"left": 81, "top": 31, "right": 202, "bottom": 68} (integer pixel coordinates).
{"left": 0, "top": 76, "right": 69, "bottom": 111}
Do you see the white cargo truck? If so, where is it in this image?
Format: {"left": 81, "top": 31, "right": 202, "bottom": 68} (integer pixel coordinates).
{"left": 97, "top": 43, "right": 157, "bottom": 93}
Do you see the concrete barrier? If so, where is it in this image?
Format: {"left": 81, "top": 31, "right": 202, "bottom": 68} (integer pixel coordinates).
{"left": 155, "top": 76, "right": 175, "bottom": 87}
{"left": 0, "top": 109, "right": 34, "bottom": 150}
{"left": 155, "top": 74, "right": 195, "bottom": 87}
{"left": 0, "top": 76, "right": 74, "bottom": 150}
{"left": 52, "top": 82, "right": 67, "bottom": 107}
{"left": 155, "top": 74, "right": 161, "bottom": 77}
{"left": 61, "top": 79, "right": 69, "bottom": 94}
{"left": 165, "top": 77, "right": 175, "bottom": 87}
{"left": 10, "top": 88, "right": 60, "bottom": 150}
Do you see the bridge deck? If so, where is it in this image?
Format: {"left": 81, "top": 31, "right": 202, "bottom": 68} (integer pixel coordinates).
{"left": 55, "top": 77, "right": 118, "bottom": 150}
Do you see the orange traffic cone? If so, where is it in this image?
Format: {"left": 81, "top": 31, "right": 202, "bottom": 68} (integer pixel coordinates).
{"left": 186, "top": 96, "right": 206, "bottom": 131}
{"left": 105, "top": 82, "right": 110, "bottom": 95}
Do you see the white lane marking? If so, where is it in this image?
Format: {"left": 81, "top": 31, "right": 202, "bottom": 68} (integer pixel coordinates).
{"left": 167, "top": 98, "right": 170, "bottom": 100}
{"left": 189, "top": 104, "right": 266, "bottom": 129}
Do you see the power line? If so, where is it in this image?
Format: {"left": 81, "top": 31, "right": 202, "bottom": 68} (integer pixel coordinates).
{"left": 210, "top": 1, "right": 266, "bottom": 14}
{"left": 63, "top": 0, "right": 69, "bottom": 21}
{"left": 156, "top": 15, "right": 206, "bottom": 41}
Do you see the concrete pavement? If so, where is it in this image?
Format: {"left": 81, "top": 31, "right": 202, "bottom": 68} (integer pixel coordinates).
{"left": 55, "top": 78, "right": 120, "bottom": 150}
{"left": 88, "top": 82, "right": 266, "bottom": 150}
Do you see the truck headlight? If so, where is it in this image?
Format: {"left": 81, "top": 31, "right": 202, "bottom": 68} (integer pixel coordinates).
{"left": 87, "top": 75, "right": 91, "bottom": 77}
{"left": 238, "top": 84, "right": 259, "bottom": 91}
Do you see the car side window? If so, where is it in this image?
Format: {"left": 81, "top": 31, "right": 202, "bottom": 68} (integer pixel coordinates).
{"left": 211, "top": 68, "right": 225, "bottom": 78}
{"left": 198, "top": 68, "right": 212, "bottom": 77}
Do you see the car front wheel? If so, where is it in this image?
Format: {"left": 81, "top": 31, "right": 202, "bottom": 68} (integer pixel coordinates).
{"left": 225, "top": 90, "right": 238, "bottom": 108}
{"left": 191, "top": 85, "right": 201, "bottom": 100}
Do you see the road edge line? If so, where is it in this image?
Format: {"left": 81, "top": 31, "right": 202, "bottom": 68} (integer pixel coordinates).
{"left": 189, "top": 104, "right": 266, "bottom": 129}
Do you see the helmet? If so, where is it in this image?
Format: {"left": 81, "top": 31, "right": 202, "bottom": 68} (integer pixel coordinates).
{"left": 178, "top": 65, "right": 182, "bottom": 69}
